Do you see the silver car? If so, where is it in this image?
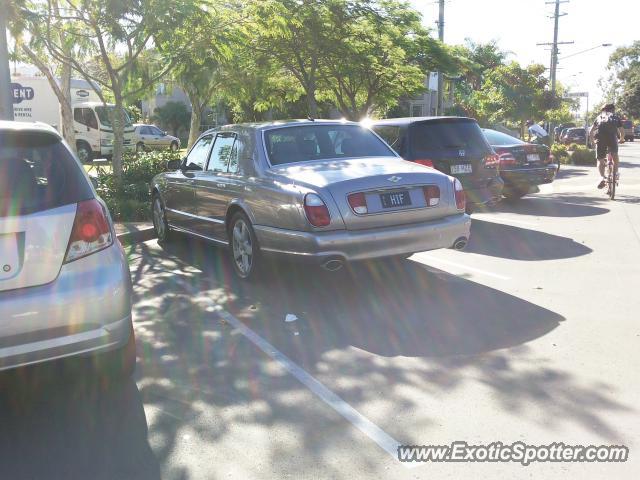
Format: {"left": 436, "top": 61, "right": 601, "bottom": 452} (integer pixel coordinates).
{"left": 151, "top": 120, "right": 471, "bottom": 279}
{"left": 133, "top": 124, "right": 181, "bottom": 152}
{"left": 0, "top": 121, "right": 135, "bottom": 375}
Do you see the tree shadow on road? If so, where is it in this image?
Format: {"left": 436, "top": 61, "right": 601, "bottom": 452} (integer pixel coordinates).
{"left": 489, "top": 195, "right": 609, "bottom": 217}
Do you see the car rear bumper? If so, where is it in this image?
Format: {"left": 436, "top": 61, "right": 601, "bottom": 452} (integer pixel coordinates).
{"left": 0, "top": 241, "right": 133, "bottom": 372}
{"left": 254, "top": 213, "right": 471, "bottom": 263}
{"left": 464, "top": 176, "right": 505, "bottom": 207}
{"left": 501, "top": 166, "right": 557, "bottom": 188}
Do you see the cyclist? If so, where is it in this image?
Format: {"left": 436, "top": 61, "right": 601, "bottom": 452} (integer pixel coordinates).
{"left": 526, "top": 120, "right": 550, "bottom": 146}
{"left": 589, "top": 103, "right": 626, "bottom": 189}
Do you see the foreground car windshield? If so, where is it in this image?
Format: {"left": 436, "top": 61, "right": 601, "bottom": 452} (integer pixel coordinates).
{"left": 264, "top": 124, "right": 394, "bottom": 165}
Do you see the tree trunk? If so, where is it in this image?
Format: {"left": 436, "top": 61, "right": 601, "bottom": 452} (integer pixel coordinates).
{"left": 188, "top": 105, "right": 202, "bottom": 149}
{"left": 111, "top": 94, "right": 126, "bottom": 179}
{"left": 307, "top": 90, "right": 318, "bottom": 119}
{"left": 59, "top": 60, "right": 76, "bottom": 151}
{"left": 186, "top": 90, "right": 203, "bottom": 149}
{"left": 22, "top": 45, "right": 75, "bottom": 149}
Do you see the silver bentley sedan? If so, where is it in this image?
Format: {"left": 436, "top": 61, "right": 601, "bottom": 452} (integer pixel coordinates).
{"left": 150, "top": 120, "right": 471, "bottom": 279}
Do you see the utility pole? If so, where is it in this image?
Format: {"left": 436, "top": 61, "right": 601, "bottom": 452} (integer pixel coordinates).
{"left": 0, "top": 12, "right": 14, "bottom": 121}
{"left": 436, "top": 0, "right": 445, "bottom": 115}
{"left": 537, "top": 0, "right": 572, "bottom": 142}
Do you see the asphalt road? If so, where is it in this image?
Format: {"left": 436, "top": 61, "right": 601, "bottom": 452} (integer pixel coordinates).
{"left": 2, "top": 143, "right": 640, "bottom": 479}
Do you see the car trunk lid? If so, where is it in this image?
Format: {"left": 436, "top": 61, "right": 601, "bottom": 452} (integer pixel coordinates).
{"left": 0, "top": 204, "right": 77, "bottom": 291}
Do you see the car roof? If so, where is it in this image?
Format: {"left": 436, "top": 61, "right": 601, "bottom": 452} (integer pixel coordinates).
{"left": 368, "top": 116, "right": 476, "bottom": 126}
{"left": 0, "top": 120, "right": 61, "bottom": 138}
{"left": 202, "top": 119, "right": 360, "bottom": 135}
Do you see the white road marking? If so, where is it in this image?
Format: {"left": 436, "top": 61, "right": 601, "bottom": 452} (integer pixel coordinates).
{"left": 472, "top": 214, "right": 538, "bottom": 228}
{"left": 203, "top": 303, "right": 412, "bottom": 467}
{"left": 415, "top": 254, "right": 510, "bottom": 280}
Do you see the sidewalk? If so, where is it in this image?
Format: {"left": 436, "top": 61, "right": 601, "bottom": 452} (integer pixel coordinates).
{"left": 115, "top": 222, "right": 156, "bottom": 245}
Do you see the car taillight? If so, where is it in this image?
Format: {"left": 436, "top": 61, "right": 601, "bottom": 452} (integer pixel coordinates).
{"left": 64, "top": 199, "right": 113, "bottom": 263}
{"left": 453, "top": 178, "right": 465, "bottom": 210}
{"left": 415, "top": 159, "right": 434, "bottom": 168}
{"left": 347, "top": 192, "right": 368, "bottom": 214}
{"left": 304, "top": 193, "right": 331, "bottom": 227}
{"left": 484, "top": 153, "right": 500, "bottom": 168}
{"left": 422, "top": 185, "right": 440, "bottom": 206}
{"left": 546, "top": 153, "right": 554, "bottom": 164}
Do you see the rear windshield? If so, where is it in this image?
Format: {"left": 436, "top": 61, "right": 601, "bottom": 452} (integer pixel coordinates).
{"left": 482, "top": 129, "right": 524, "bottom": 146}
{"left": 264, "top": 124, "right": 395, "bottom": 166}
{"left": 0, "top": 131, "right": 93, "bottom": 217}
{"left": 568, "top": 128, "right": 585, "bottom": 134}
{"left": 410, "top": 120, "right": 491, "bottom": 158}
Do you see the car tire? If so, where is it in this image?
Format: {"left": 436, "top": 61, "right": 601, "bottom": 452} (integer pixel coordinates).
{"left": 504, "top": 189, "right": 527, "bottom": 201}
{"left": 170, "top": 141, "right": 179, "bottom": 152}
{"left": 76, "top": 141, "right": 93, "bottom": 164}
{"left": 90, "top": 324, "right": 136, "bottom": 381}
{"left": 228, "top": 211, "right": 262, "bottom": 281}
{"left": 152, "top": 193, "right": 173, "bottom": 243}
{"left": 136, "top": 142, "right": 145, "bottom": 153}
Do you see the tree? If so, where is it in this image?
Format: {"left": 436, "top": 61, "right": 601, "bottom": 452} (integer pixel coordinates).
{"left": 322, "top": 1, "right": 457, "bottom": 120}
{"left": 27, "top": 0, "right": 208, "bottom": 179}
{"left": 462, "top": 62, "right": 551, "bottom": 135}
{"left": 608, "top": 42, "right": 640, "bottom": 118}
{"left": 152, "top": 101, "right": 190, "bottom": 136}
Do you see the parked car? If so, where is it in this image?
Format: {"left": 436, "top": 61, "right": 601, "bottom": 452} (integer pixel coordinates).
{"left": 621, "top": 120, "right": 634, "bottom": 142}
{"left": 554, "top": 122, "right": 576, "bottom": 142}
{"left": 634, "top": 125, "right": 640, "bottom": 139}
{"left": 369, "top": 117, "right": 504, "bottom": 212}
{"left": 133, "top": 124, "right": 181, "bottom": 152}
{"left": 0, "top": 121, "right": 135, "bottom": 375}
{"left": 151, "top": 120, "right": 471, "bottom": 279}
{"left": 482, "top": 129, "right": 557, "bottom": 200}
{"left": 562, "top": 127, "right": 588, "bottom": 146}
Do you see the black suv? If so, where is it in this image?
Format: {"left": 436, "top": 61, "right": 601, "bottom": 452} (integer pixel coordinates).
{"left": 370, "top": 117, "right": 504, "bottom": 211}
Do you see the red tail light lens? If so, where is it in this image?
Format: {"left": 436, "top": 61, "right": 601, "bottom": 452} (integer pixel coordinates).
{"left": 453, "top": 178, "right": 466, "bottom": 210}
{"left": 304, "top": 193, "right": 331, "bottom": 227}
{"left": 64, "top": 199, "right": 113, "bottom": 263}
{"left": 484, "top": 153, "right": 500, "bottom": 168}
{"left": 422, "top": 185, "right": 440, "bottom": 206}
{"left": 347, "top": 192, "right": 368, "bottom": 214}
{"left": 415, "top": 159, "right": 434, "bottom": 168}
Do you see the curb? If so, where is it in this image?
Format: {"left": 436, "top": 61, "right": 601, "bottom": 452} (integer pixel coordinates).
{"left": 116, "top": 226, "right": 157, "bottom": 245}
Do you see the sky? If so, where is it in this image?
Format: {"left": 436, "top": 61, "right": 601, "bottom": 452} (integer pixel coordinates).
{"left": 409, "top": 0, "right": 640, "bottom": 114}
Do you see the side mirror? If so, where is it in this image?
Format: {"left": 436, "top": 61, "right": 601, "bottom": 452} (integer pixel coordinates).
{"left": 163, "top": 131, "right": 168, "bottom": 136}
{"left": 167, "top": 159, "right": 182, "bottom": 170}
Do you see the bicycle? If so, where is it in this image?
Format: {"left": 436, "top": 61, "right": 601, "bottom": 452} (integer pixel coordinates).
{"left": 604, "top": 152, "right": 618, "bottom": 200}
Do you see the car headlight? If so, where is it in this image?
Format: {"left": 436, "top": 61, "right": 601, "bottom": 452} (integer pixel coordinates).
{"left": 100, "top": 139, "right": 113, "bottom": 147}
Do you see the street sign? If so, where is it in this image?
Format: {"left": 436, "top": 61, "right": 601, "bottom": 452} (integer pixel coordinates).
{"left": 565, "top": 92, "right": 589, "bottom": 98}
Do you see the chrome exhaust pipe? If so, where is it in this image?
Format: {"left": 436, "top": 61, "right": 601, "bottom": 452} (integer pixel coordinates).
{"left": 322, "top": 259, "right": 344, "bottom": 271}
{"left": 452, "top": 237, "right": 468, "bottom": 251}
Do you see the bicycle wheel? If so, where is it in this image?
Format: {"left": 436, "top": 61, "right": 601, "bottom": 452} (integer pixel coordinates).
{"left": 608, "top": 163, "right": 616, "bottom": 200}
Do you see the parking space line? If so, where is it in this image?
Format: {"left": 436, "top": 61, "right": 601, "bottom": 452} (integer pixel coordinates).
{"left": 204, "top": 304, "right": 411, "bottom": 467}
{"left": 415, "top": 254, "right": 510, "bottom": 280}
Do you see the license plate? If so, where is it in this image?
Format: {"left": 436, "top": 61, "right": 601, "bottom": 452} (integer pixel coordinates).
{"left": 451, "top": 164, "right": 472, "bottom": 174}
{"left": 380, "top": 190, "right": 412, "bottom": 208}
{"left": 0, "top": 234, "right": 19, "bottom": 281}
{"left": 526, "top": 153, "right": 540, "bottom": 162}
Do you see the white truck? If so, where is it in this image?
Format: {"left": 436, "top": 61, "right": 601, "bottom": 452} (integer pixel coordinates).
{"left": 10, "top": 76, "right": 134, "bottom": 162}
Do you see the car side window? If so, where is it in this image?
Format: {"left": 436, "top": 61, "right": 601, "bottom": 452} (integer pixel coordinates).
{"left": 151, "top": 126, "right": 163, "bottom": 135}
{"left": 74, "top": 108, "right": 86, "bottom": 126}
{"left": 140, "top": 126, "right": 149, "bottom": 135}
{"left": 207, "top": 133, "right": 237, "bottom": 173}
{"left": 185, "top": 134, "right": 213, "bottom": 171}
{"left": 84, "top": 109, "right": 98, "bottom": 130}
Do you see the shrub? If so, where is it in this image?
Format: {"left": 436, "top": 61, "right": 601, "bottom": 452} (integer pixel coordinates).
{"left": 96, "top": 150, "right": 179, "bottom": 222}
{"left": 551, "top": 144, "right": 570, "bottom": 164}
{"left": 568, "top": 145, "right": 596, "bottom": 166}
{"left": 568, "top": 143, "right": 580, "bottom": 151}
